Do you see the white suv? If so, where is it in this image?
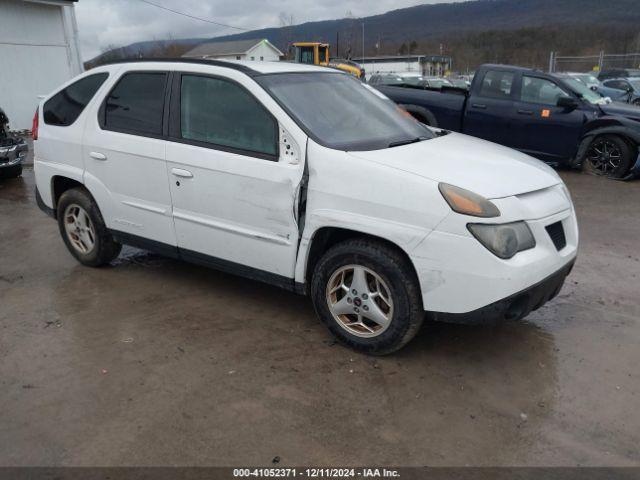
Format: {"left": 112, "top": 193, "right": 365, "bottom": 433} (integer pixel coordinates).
{"left": 33, "top": 59, "right": 578, "bottom": 354}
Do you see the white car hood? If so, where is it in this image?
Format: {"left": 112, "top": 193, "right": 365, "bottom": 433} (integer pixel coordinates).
{"left": 348, "top": 132, "right": 561, "bottom": 198}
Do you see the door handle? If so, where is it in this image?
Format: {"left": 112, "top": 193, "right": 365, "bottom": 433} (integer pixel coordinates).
{"left": 517, "top": 109, "right": 534, "bottom": 115}
{"left": 471, "top": 103, "right": 487, "bottom": 109}
{"left": 171, "top": 168, "right": 193, "bottom": 178}
{"left": 89, "top": 151, "right": 107, "bottom": 161}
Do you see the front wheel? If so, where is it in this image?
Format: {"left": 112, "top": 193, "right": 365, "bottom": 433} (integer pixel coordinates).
{"left": 583, "top": 135, "right": 634, "bottom": 178}
{"left": 310, "top": 239, "right": 424, "bottom": 355}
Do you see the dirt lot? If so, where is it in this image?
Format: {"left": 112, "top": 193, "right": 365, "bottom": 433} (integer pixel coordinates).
{"left": 0, "top": 164, "right": 638, "bottom": 467}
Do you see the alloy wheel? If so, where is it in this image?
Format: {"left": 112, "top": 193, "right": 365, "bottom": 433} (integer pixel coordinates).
{"left": 586, "top": 139, "right": 623, "bottom": 176}
{"left": 326, "top": 264, "right": 394, "bottom": 338}
{"left": 63, "top": 204, "right": 96, "bottom": 254}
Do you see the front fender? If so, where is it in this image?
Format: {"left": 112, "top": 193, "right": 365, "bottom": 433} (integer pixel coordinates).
{"left": 293, "top": 210, "right": 432, "bottom": 285}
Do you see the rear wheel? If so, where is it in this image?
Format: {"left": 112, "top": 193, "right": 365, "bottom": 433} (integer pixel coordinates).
{"left": 310, "top": 239, "right": 424, "bottom": 355}
{"left": 57, "top": 188, "right": 121, "bottom": 267}
{"left": 584, "top": 135, "right": 634, "bottom": 178}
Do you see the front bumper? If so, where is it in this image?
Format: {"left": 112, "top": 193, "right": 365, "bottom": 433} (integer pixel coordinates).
{"left": 428, "top": 259, "right": 574, "bottom": 324}
{"left": 0, "top": 139, "right": 27, "bottom": 168}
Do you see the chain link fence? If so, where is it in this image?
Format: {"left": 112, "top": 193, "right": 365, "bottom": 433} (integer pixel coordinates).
{"left": 549, "top": 51, "right": 640, "bottom": 73}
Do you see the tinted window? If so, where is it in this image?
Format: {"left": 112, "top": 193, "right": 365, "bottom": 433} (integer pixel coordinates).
{"left": 104, "top": 72, "right": 167, "bottom": 135}
{"left": 605, "top": 80, "right": 628, "bottom": 90}
{"left": 180, "top": 75, "right": 277, "bottom": 156}
{"left": 521, "top": 76, "right": 570, "bottom": 105}
{"left": 43, "top": 73, "right": 108, "bottom": 126}
{"left": 479, "top": 70, "right": 514, "bottom": 99}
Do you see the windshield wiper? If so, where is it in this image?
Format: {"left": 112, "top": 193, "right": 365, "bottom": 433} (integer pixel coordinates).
{"left": 388, "top": 136, "right": 428, "bottom": 148}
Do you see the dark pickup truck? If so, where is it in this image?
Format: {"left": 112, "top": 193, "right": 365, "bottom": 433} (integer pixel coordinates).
{"left": 377, "top": 64, "right": 640, "bottom": 179}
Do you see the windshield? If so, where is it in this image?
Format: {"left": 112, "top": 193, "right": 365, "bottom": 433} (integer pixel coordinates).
{"left": 575, "top": 74, "right": 599, "bottom": 85}
{"left": 628, "top": 79, "right": 640, "bottom": 90}
{"left": 257, "top": 72, "right": 434, "bottom": 151}
{"left": 427, "top": 79, "right": 451, "bottom": 88}
{"left": 562, "top": 77, "right": 607, "bottom": 105}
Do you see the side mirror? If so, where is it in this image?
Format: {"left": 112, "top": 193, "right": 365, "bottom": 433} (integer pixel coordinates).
{"left": 590, "top": 86, "right": 598, "bottom": 91}
{"left": 557, "top": 96, "right": 579, "bottom": 109}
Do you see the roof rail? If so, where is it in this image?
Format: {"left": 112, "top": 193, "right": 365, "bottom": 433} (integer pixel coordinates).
{"left": 96, "top": 57, "right": 259, "bottom": 76}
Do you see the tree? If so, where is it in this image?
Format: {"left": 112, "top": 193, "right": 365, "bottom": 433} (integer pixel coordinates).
{"left": 409, "top": 40, "right": 418, "bottom": 54}
{"left": 398, "top": 43, "right": 408, "bottom": 55}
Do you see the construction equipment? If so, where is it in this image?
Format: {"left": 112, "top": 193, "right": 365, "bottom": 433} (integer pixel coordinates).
{"left": 292, "top": 42, "right": 365, "bottom": 79}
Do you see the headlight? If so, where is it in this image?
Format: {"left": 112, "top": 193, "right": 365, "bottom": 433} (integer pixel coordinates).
{"left": 439, "top": 183, "right": 500, "bottom": 218}
{"left": 467, "top": 221, "right": 536, "bottom": 259}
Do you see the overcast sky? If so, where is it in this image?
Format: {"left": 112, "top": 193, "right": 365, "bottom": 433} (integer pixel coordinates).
{"left": 75, "top": 0, "right": 458, "bottom": 61}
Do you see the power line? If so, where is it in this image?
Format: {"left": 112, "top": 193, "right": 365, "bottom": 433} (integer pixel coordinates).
{"left": 135, "top": 0, "right": 255, "bottom": 31}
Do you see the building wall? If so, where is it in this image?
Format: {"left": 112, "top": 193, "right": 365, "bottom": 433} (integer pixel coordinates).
{"left": 0, "top": 0, "right": 83, "bottom": 130}
{"left": 361, "top": 60, "right": 421, "bottom": 77}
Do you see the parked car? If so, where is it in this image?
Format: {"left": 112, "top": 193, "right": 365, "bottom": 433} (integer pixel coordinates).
{"left": 596, "top": 78, "right": 640, "bottom": 106}
{"left": 34, "top": 59, "right": 577, "bottom": 354}
{"left": 563, "top": 72, "right": 600, "bottom": 89}
{"left": 0, "top": 107, "right": 28, "bottom": 178}
{"left": 369, "top": 72, "right": 452, "bottom": 89}
{"left": 597, "top": 68, "right": 640, "bottom": 81}
{"left": 376, "top": 64, "right": 640, "bottom": 179}
{"left": 447, "top": 78, "right": 471, "bottom": 90}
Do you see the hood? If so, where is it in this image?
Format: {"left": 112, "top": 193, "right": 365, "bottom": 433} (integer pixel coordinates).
{"left": 599, "top": 102, "right": 640, "bottom": 121}
{"left": 348, "top": 132, "right": 561, "bottom": 199}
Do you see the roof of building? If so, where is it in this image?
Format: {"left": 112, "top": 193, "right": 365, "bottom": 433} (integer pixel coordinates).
{"left": 97, "top": 58, "right": 333, "bottom": 76}
{"left": 183, "top": 38, "right": 283, "bottom": 58}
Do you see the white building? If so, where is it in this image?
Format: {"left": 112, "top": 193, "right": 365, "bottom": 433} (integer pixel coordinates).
{"left": 0, "top": 0, "right": 83, "bottom": 130}
{"left": 183, "top": 39, "right": 283, "bottom": 63}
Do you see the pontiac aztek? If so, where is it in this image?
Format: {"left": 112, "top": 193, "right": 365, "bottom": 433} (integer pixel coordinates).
{"left": 34, "top": 60, "right": 578, "bottom": 354}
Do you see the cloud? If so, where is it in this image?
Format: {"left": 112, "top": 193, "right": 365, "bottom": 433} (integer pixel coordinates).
{"left": 75, "top": 0, "right": 454, "bottom": 60}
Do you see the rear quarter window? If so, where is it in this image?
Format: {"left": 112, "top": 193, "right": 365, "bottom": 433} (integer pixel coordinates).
{"left": 43, "top": 73, "right": 109, "bottom": 126}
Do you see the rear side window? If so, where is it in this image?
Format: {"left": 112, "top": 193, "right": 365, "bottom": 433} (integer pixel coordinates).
{"left": 179, "top": 75, "right": 277, "bottom": 157}
{"left": 104, "top": 72, "right": 167, "bottom": 136}
{"left": 478, "top": 70, "right": 514, "bottom": 99}
{"left": 43, "top": 73, "right": 108, "bottom": 126}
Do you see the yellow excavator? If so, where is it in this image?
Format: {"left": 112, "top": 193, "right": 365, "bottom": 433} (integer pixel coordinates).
{"left": 292, "top": 42, "right": 365, "bottom": 79}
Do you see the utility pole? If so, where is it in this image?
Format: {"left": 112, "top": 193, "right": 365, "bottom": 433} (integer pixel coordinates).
{"left": 361, "top": 22, "right": 365, "bottom": 62}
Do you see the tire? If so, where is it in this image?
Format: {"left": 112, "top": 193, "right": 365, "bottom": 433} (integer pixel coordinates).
{"left": 310, "top": 239, "right": 424, "bottom": 355}
{"left": 583, "top": 135, "right": 634, "bottom": 179}
{"left": 0, "top": 164, "right": 22, "bottom": 178}
{"left": 56, "top": 187, "right": 121, "bottom": 267}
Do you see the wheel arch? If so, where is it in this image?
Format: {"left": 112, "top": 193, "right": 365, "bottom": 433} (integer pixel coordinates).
{"left": 298, "top": 225, "right": 423, "bottom": 299}
{"left": 574, "top": 124, "right": 640, "bottom": 169}
{"left": 398, "top": 104, "right": 439, "bottom": 127}
{"left": 50, "top": 175, "right": 85, "bottom": 217}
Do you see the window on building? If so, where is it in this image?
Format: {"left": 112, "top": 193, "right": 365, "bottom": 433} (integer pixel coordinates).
{"left": 236, "top": 56, "right": 241, "bottom": 60}
{"left": 478, "top": 70, "right": 514, "bottom": 99}
{"left": 521, "top": 76, "right": 570, "bottom": 106}
{"left": 43, "top": 73, "right": 108, "bottom": 126}
{"left": 260, "top": 56, "right": 264, "bottom": 61}
{"left": 104, "top": 72, "right": 167, "bottom": 135}
{"left": 180, "top": 75, "right": 277, "bottom": 157}
{"left": 250, "top": 56, "right": 255, "bottom": 61}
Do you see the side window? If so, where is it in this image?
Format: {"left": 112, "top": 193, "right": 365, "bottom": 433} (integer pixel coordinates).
{"left": 520, "top": 76, "right": 570, "bottom": 105}
{"left": 180, "top": 75, "right": 277, "bottom": 157}
{"left": 478, "top": 70, "right": 514, "bottom": 99}
{"left": 104, "top": 72, "right": 167, "bottom": 135}
{"left": 43, "top": 73, "right": 108, "bottom": 126}
{"left": 604, "top": 80, "right": 624, "bottom": 90}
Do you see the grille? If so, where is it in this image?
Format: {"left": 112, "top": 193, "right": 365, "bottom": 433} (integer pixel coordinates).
{"left": 546, "top": 221, "right": 566, "bottom": 251}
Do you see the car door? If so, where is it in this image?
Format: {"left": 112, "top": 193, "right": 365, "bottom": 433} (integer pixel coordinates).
{"left": 165, "top": 70, "right": 306, "bottom": 282}
{"left": 463, "top": 69, "right": 517, "bottom": 147}
{"left": 83, "top": 69, "right": 177, "bottom": 251}
{"left": 511, "top": 75, "right": 585, "bottom": 162}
